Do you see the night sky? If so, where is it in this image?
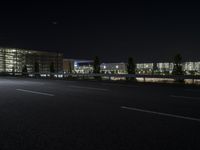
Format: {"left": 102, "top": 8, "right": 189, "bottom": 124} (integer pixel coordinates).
{"left": 0, "top": 1, "right": 200, "bottom": 62}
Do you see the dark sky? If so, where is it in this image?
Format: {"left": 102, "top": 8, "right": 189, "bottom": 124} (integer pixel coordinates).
{"left": 0, "top": 1, "right": 200, "bottom": 62}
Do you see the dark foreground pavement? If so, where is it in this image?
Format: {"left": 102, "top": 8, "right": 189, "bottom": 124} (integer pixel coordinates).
{"left": 0, "top": 77, "right": 200, "bottom": 149}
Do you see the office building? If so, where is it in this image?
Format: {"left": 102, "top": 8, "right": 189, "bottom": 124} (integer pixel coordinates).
{"left": 63, "top": 59, "right": 93, "bottom": 74}
{"left": 0, "top": 47, "right": 63, "bottom": 74}
{"left": 100, "top": 63, "right": 127, "bottom": 74}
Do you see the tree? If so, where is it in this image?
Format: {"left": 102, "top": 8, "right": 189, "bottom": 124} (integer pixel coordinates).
{"left": 172, "top": 54, "right": 184, "bottom": 82}
{"left": 152, "top": 63, "right": 158, "bottom": 75}
{"left": 127, "top": 57, "right": 135, "bottom": 74}
{"left": 93, "top": 56, "right": 101, "bottom": 80}
{"left": 50, "top": 62, "right": 55, "bottom": 78}
{"left": 127, "top": 57, "right": 136, "bottom": 81}
{"left": 69, "top": 61, "right": 72, "bottom": 73}
{"left": 50, "top": 62, "right": 55, "bottom": 73}
{"left": 189, "top": 70, "right": 196, "bottom": 75}
{"left": 34, "top": 62, "right": 40, "bottom": 77}
{"left": 93, "top": 56, "right": 100, "bottom": 74}
{"left": 22, "top": 65, "right": 28, "bottom": 76}
{"left": 172, "top": 54, "right": 183, "bottom": 75}
{"left": 34, "top": 62, "right": 39, "bottom": 73}
{"left": 12, "top": 67, "right": 15, "bottom": 76}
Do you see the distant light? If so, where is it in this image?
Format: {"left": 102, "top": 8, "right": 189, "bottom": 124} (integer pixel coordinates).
{"left": 116, "top": 65, "right": 119, "bottom": 69}
{"left": 52, "top": 21, "right": 58, "bottom": 25}
{"left": 103, "top": 65, "right": 106, "bottom": 69}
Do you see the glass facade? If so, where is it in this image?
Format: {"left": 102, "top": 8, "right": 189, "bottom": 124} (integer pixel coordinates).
{"left": 183, "top": 62, "right": 200, "bottom": 71}
{"left": 136, "top": 63, "right": 153, "bottom": 70}
{"left": 183, "top": 62, "right": 200, "bottom": 74}
{"left": 74, "top": 60, "right": 94, "bottom": 74}
{"left": 63, "top": 59, "right": 94, "bottom": 74}
{"left": 136, "top": 62, "right": 200, "bottom": 75}
{"left": 0, "top": 48, "right": 63, "bottom": 74}
{"left": 100, "top": 63, "right": 127, "bottom": 74}
{"left": 157, "top": 63, "right": 174, "bottom": 72}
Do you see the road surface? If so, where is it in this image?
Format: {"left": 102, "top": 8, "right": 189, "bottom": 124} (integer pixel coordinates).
{"left": 0, "top": 77, "right": 200, "bottom": 149}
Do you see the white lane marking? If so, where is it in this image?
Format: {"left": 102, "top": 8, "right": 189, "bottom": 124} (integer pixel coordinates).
{"left": 16, "top": 89, "right": 55, "bottom": 97}
{"left": 68, "top": 85, "right": 109, "bottom": 91}
{"left": 121, "top": 106, "right": 200, "bottom": 122}
{"left": 170, "top": 95, "right": 200, "bottom": 100}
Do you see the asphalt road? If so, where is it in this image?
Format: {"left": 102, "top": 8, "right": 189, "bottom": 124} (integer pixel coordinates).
{"left": 0, "top": 77, "right": 200, "bottom": 150}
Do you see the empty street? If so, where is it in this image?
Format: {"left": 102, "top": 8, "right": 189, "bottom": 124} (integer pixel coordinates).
{"left": 0, "top": 77, "right": 200, "bottom": 149}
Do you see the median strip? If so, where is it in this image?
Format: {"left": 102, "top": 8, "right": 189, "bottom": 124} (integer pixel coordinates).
{"left": 121, "top": 106, "right": 200, "bottom": 123}
{"left": 16, "top": 89, "right": 55, "bottom": 97}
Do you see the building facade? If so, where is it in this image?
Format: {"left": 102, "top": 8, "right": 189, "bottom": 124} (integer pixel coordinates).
{"left": 100, "top": 62, "right": 200, "bottom": 75}
{"left": 0, "top": 47, "right": 63, "bottom": 74}
{"left": 63, "top": 59, "right": 93, "bottom": 74}
{"left": 136, "top": 63, "right": 153, "bottom": 74}
{"left": 136, "top": 62, "right": 200, "bottom": 75}
{"left": 183, "top": 62, "right": 200, "bottom": 73}
{"left": 100, "top": 63, "right": 127, "bottom": 74}
{"left": 63, "top": 59, "right": 74, "bottom": 73}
